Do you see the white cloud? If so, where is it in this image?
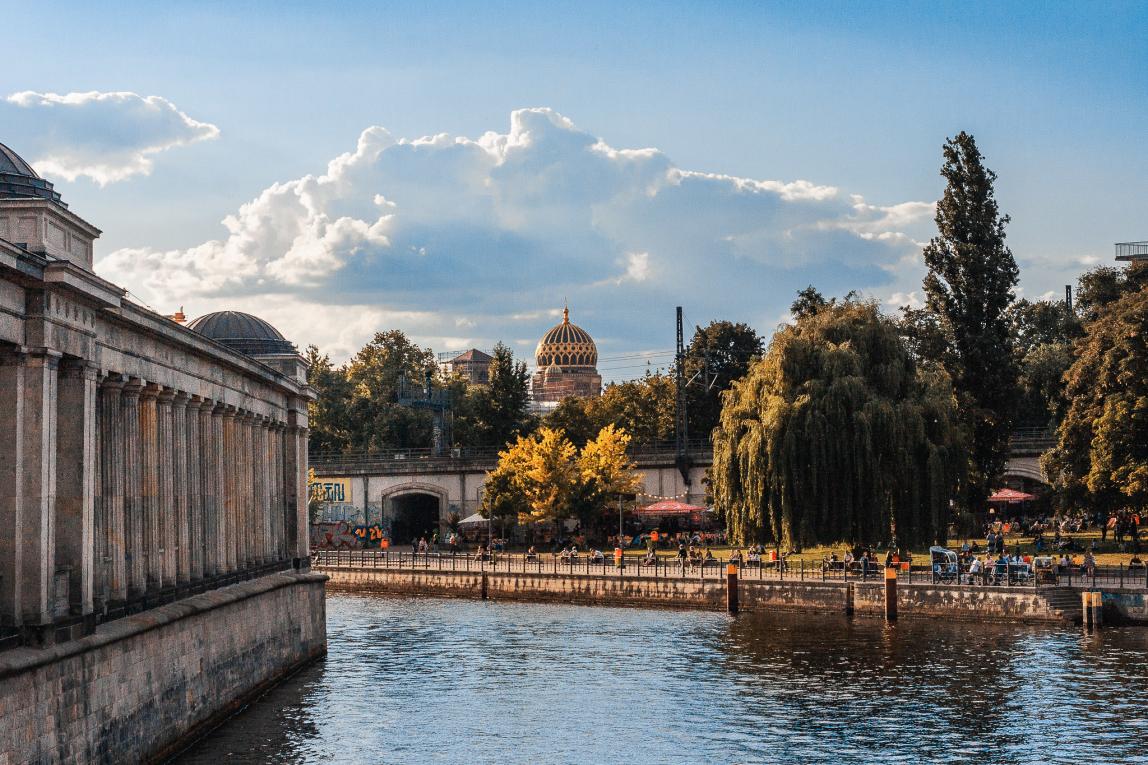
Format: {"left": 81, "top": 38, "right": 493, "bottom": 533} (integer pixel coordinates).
{"left": 2, "top": 90, "right": 219, "bottom": 185}
{"left": 96, "top": 107, "right": 932, "bottom": 366}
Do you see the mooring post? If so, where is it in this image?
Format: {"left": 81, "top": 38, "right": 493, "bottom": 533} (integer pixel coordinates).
{"left": 845, "top": 582, "right": 855, "bottom": 616}
{"left": 726, "top": 563, "right": 739, "bottom": 614}
{"left": 884, "top": 566, "right": 898, "bottom": 621}
{"left": 480, "top": 572, "right": 488, "bottom": 600}
{"left": 1083, "top": 591, "right": 1103, "bottom": 628}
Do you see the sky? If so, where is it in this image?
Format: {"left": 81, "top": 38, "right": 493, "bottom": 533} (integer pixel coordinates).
{"left": 2, "top": 1, "right": 1145, "bottom": 380}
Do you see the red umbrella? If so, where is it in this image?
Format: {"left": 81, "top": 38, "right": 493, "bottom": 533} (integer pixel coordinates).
{"left": 635, "top": 500, "right": 708, "bottom": 515}
{"left": 988, "top": 488, "right": 1036, "bottom": 504}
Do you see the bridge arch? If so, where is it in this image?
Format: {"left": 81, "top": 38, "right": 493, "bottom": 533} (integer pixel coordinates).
{"left": 380, "top": 482, "right": 448, "bottom": 544}
{"left": 1002, "top": 456, "right": 1048, "bottom": 486}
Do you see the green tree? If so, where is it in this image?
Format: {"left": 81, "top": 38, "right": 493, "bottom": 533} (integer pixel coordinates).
{"left": 304, "top": 344, "right": 353, "bottom": 453}
{"left": 591, "top": 372, "right": 676, "bottom": 443}
{"left": 921, "top": 131, "right": 1020, "bottom": 510}
{"left": 790, "top": 285, "right": 829, "bottom": 320}
{"left": 1075, "top": 261, "right": 1148, "bottom": 324}
{"left": 1007, "top": 298, "right": 1081, "bottom": 429}
{"left": 468, "top": 342, "right": 533, "bottom": 448}
{"left": 684, "top": 320, "right": 764, "bottom": 440}
{"left": 345, "top": 330, "right": 437, "bottom": 450}
{"left": 712, "top": 298, "right": 962, "bottom": 550}
{"left": 1043, "top": 284, "right": 1148, "bottom": 515}
{"left": 542, "top": 396, "right": 601, "bottom": 448}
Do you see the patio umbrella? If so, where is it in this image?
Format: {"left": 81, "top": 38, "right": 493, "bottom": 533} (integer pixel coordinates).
{"left": 988, "top": 488, "right": 1036, "bottom": 504}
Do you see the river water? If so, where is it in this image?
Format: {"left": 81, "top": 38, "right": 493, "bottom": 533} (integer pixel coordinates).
{"left": 175, "top": 593, "right": 1148, "bottom": 764}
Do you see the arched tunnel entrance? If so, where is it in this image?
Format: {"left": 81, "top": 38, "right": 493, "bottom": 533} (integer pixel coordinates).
{"left": 389, "top": 492, "right": 442, "bottom": 545}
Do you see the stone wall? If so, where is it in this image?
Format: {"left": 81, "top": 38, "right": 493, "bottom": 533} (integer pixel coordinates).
{"left": 0, "top": 572, "right": 327, "bottom": 765}
{"left": 322, "top": 567, "right": 1076, "bottom": 623}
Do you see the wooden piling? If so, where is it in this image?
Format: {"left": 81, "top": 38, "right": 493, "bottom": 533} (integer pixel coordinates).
{"left": 884, "top": 567, "right": 897, "bottom": 622}
{"left": 726, "top": 564, "right": 739, "bottom": 614}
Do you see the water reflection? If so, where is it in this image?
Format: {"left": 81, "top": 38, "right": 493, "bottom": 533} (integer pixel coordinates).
{"left": 174, "top": 594, "right": 1148, "bottom": 764}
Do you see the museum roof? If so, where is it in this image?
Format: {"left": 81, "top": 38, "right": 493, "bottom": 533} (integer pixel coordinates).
{"left": 187, "top": 310, "right": 297, "bottom": 356}
{"left": 0, "top": 142, "right": 66, "bottom": 206}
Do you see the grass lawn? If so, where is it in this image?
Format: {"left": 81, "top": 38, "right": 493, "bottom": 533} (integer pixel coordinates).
{"left": 620, "top": 529, "right": 1146, "bottom": 567}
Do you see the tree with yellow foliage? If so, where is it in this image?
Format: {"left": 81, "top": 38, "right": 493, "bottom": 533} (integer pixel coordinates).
{"left": 482, "top": 424, "right": 641, "bottom": 538}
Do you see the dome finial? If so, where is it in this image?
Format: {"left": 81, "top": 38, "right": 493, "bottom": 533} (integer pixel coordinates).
{"left": 563, "top": 300, "right": 569, "bottom": 324}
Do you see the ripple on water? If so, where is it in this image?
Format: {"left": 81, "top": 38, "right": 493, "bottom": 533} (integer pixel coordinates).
{"left": 174, "top": 594, "right": 1148, "bottom": 765}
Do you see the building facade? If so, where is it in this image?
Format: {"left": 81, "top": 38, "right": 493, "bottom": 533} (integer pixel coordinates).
{"left": 0, "top": 143, "right": 326, "bottom": 763}
{"left": 442, "top": 348, "right": 493, "bottom": 385}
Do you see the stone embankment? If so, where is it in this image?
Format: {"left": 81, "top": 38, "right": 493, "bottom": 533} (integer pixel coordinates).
{"left": 318, "top": 564, "right": 1146, "bottom": 624}
{"left": 0, "top": 572, "right": 327, "bottom": 765}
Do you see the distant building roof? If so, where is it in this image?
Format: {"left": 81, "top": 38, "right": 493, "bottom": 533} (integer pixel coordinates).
{"left": 187, "top": 310, "right": 297, "bottom": 356}
{"left": 451, "top": 348, "right": 493, "bottom": 363}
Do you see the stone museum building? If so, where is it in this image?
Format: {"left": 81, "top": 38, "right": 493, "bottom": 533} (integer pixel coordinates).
{"left": 0, "top": 143, "right": 326, "bottom": 763}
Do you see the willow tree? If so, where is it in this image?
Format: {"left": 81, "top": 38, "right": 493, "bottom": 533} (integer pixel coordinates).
{"left": 712, "top": 299, "right": 962, "bottom": 550}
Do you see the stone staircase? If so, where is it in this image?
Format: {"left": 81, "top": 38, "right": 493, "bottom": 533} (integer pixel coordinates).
{"left": 1039, "top": 587, "right": 1084, "bottom": 624}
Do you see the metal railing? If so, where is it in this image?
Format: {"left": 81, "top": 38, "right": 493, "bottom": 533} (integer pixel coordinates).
{"left": 1, "top": 558, "right": 303, "bottom": 653}
{"left": 1115, "top": 241, "right": 1148, "bottom": 261}
{"left": 313, "top": 550, "right": 1148, "bottom": 591}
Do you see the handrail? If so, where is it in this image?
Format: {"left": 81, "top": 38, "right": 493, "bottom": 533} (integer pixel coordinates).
{"left": 311, "top": 550, "right": 1148, "bottom": 591}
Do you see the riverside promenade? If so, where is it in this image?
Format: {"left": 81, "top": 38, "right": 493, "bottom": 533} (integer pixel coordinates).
{"left": 314, "top": 550, "right": 1148, "bottom": 625}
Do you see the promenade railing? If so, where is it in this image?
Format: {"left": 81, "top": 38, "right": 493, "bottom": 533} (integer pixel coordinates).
{"left": 312, "top": 550, "right": 1148, "bottom": 591}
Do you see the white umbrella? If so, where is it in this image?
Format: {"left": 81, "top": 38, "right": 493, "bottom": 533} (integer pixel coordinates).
{"left": 457, "top": 512, "right": 488, "bottom": 526}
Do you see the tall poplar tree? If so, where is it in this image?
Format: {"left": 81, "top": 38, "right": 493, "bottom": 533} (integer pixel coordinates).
{"left": 921, "top": 132, "right": 1019, "bottom": 511}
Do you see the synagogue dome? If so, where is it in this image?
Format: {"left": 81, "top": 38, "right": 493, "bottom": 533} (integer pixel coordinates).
{"left": 534, "top": 306, "right": 598, "bottom": 369}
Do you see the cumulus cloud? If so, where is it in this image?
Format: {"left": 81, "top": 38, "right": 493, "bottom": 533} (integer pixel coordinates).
{"left": 2, "top": 91, "right": 219, "bottom": 185}
{"left": 97, "top": 108, "right": 934, "bottom": 366}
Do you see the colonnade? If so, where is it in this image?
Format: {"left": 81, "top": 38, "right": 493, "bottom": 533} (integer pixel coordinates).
{"left": 0, "top": 344, "right": 308, "bottom": 639}
{"left": 95, "top": 374, "right": 302, "bottom": 607}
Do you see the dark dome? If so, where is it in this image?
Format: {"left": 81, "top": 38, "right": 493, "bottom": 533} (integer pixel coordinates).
{"left": 0, "top": 142, "right": 65, "bottom": 207}
{"left": 535, "top": 306, "right": 598, "bottom": 368}
{"left": 187, "top": 311, "right": 296, "bottom": 356}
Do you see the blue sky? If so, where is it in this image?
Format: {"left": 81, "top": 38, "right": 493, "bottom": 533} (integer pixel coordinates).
{"left": 2, "top": 1, "right": 1145, "bottom": 376}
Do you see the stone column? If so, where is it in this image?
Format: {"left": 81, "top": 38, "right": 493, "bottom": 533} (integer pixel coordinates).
{"left": 0, "top": 348, "right": 26, "bottom": 627}
{"left": 207, "top": 402, "right": 225, "bottom": 577}
{"left": 238, "top": 411, "right": 253, "bottom": 569}
{"left": 140, "top": 383, "right": 162, "bottom": 593}
{"left": 221, "top": 405, "right": 238, "bottom": 573}
{"left": 266, "top": 420, "right": 280, "bottom": 562}
{"left": 56, "top": 358, "right": 98, "bottom": 617}
{"left": 156, "top": 388, "right": 176, "bottom": 587}
{"left": 98, "top": 375, "right": 127, "bottom": 606}
{"left": 20, "top": 348, "right": 61, "bottom": 631}
{"left": 252, "top": 415, "right": 268, "bottom": 566}
{"left": 285, "top": 403, "right": 310, "bottom": 565}
{"left": 171, "top": 392, "right": 191, "bottom": 586}
{"left": 186, "top": 395, "right": 204, "bottom": 582}
{"left": 121, "top": 379, "right": 145, "bottom": 598}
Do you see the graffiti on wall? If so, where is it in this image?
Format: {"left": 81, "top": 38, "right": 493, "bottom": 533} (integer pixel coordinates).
{"left": 309, "top": 477, "right": 352, "bottom": 503}
{"left": 310, "top": 520, "right": 392, "bottom": 550}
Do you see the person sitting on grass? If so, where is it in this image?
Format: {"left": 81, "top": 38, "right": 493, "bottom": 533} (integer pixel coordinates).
{"left": 589, "top": 548, "right": 604, "bottom": 563}
{"left": 747, "top": 549, "right": 761, "bottom": 565}
{"left": 1129, "top": 555, "right": 1145, "bottom": 569}
{"left": 728, "top": 548, "right": 743, "bottom": 564}
{"left": 642, "top": 550, "right": 657, "bottom": 566}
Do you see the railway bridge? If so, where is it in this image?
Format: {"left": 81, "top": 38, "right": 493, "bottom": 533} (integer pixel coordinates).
{"left": 309, "top": 430, "right": 1057, "bottom": 540}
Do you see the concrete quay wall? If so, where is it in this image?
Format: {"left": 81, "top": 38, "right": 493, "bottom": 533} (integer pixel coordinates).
{"left": 322, "top": 567, "right": 1075, "bottom": 624}
{"left": 0, "top": 572, "right": 327, "bottom": 765}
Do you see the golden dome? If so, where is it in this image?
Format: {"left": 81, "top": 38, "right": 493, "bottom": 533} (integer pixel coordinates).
{"left": 535, "top": 306, "right": 598, "bottom": 369}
